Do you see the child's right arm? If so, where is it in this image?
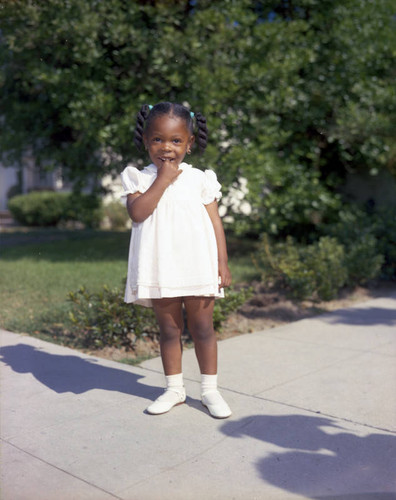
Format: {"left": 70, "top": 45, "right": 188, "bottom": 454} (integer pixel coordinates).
{"left": 126, "top": 160, "right": 182, "bottom": 223}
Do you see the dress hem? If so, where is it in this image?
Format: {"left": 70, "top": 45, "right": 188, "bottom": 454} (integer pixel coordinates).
{"left": 124, "top": 287, "right": 225, "bottom": 308}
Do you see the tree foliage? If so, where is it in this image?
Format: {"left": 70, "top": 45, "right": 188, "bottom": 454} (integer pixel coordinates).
{"left": 1, "top": 0, "right": 395, "bottom": 235}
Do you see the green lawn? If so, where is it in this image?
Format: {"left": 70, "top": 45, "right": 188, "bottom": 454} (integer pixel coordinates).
{"left": 0, "top": 230, "right": 130, "bottom": 334}
{"left": 0, "top": 229, "right": 259, "bottom": 335}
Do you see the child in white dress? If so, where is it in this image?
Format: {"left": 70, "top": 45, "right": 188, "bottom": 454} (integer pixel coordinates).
{"left": 121, "top": 102, "right": 232, "bottom": 418}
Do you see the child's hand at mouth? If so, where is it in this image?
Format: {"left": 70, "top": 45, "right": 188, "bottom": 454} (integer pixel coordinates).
{"left": 157, "top": 158, "right": 182, "bottom": 185}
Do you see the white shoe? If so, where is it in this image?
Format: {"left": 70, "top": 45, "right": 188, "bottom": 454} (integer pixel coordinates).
{"left": 202, "top": 390, "right": 232, "bottom": 419}
{"left": 146, "top": 389, "right": 186, "bottom": 415}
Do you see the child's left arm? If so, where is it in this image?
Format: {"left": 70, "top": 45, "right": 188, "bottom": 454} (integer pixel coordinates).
{"left": 205, "top": 201, "right": 232, "bottom": 288}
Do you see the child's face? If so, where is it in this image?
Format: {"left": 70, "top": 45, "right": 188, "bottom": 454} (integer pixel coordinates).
{"left": 143, "top": 114, "right": 195, "bottom": 169}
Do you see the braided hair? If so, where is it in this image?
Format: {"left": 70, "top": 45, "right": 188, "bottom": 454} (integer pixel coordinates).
{"left": 134, "top": 102, "right": 208, "bottom": 153}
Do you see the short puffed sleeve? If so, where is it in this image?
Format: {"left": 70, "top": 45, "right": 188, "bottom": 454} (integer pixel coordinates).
{"left": 201, "top": 169, "right": 222, "bottom": 205}
{"left": 120, "top": 166, "right": 147, "bottom": 200}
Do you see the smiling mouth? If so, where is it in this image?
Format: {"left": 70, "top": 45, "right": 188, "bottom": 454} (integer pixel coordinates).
{"left": 159, "top": 157, "right": 175, "bottom": 162}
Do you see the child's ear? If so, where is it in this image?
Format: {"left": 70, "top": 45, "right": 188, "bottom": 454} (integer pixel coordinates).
{"left": 189, "top": 135, "right": 195, "bottom": 148}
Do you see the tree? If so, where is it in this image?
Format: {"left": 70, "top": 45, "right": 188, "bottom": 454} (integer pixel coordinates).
{"left": 184, "top": 0, "right": 396, "bottom": 235}
{"left": 1, "top": 0, "right": 395, "bottom": 234}
{"left": 0, "top": 1, "right": 191, "bottom": 186}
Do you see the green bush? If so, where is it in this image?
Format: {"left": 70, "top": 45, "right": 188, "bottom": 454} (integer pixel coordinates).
{"left": 324, "top": 206, "right": 386, "bottom": 283}
{"left": 372, "top": 208, "right": 396, "bottom": 280}
{"left": 64, "top": 193, "right": 103, "bottom": 229}
{"left": 67, "top": 285, "right": 158, "bottom": 349}
{"left": 212, "top": 286, "right": 253, "bottom": 331}
{"left": 102, "top": 201, "right": 130, "bottom": 230}
{"left": 253, "top": 235, "right": 348, "bottom": 301}
{"left": 253, "top": 235, "right": 315, "bottom": 299}
{"left": 67, "top": 283, "right": 252, "bottom": 350}
{"left": 308, "top": 237, "right": 348, "bottom": 300}
{"left": 8, "top": 190, "right": 103, "bottom": 228}
{"left": 8, "top": 191, "right": 70, "bottom": 226}
{"left": 343, "top": 234, "right": 384, "bottom": 285}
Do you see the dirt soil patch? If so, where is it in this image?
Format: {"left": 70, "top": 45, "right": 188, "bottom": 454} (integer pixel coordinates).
{"left": 88, "top": 281, "right": 396, "bottom": 364}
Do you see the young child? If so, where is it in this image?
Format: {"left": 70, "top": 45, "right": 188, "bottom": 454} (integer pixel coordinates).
{"left": 121, "top": 102, "right": 232, "bottom": 418}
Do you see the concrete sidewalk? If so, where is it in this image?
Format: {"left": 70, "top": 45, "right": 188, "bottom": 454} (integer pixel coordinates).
{"left": 1, "top": 294, "right": 396, "bottom": 500}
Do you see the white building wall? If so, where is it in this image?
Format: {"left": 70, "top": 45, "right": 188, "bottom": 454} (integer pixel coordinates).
{"left": 0, "top": 165, "right": 19, "bottom": 211}
{"left": 102, "top": 174, "right": 124, "bottom": 205}
{"left": 0, "top": 158, "right": 71, "bottom": 211}
{"left": 0, "top": 161, "right": 125, "bottom": 212}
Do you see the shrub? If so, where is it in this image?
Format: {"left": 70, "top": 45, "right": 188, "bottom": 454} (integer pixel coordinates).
{"left": 102, "top": 201, "right": 130, "bottom": 230}
{"left": 64, "top": 193, "right": 103, "bottom": 229}
{"left": 212, "top": 286, "right": 253, "bottom": 331}
{"left": 343, "top": 234, "right": 384, "bottom": 285}
{"left": 372, "top": 207, "right": 396, "bottom": 280}
{"left": 67, "top": 283, "right": 253, "bottom": 350}
{"left": 8, "top": 190, "right": 103, "bottom": 228}
{"left": 67, "top": 285, "right": 158, "bottom": 349}
{"left": 324, "top": 206, "right": 385, "bottom": 283}
{"left": 307, "top": 237, "right": 348, "bottom": 300}
{"left": 253, "top": 235, "right": 348, "bottom": 300}
{"left": 217, "top": 147, "right": 342, "bottom": 240}
{"left": 253, "top": 235, "right": 316, "bottom": 299}
{"left": 8, "top": 191, "right": 69, "bottom": 226}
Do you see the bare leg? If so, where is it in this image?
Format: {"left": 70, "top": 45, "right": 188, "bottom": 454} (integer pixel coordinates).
{"left": 184, "top": 296, "right": 231, "bottom": 418}
{"left": 183, "top": 296, "right": 217, "bottom": 375}
{"left": 152, "top": 297, "right": 184, "bottom": 375}
{"left": 146, "top": 297, "right": 186, "bottom": 415}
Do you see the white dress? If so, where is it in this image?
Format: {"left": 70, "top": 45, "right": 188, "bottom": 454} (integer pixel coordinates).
{"left": 121, "top": 162, "right": 224, "bottom": 307}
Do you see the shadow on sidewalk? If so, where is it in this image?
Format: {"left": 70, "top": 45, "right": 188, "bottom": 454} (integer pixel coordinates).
{"left": 321, "top": 306, "right": 396, "bottom": 326}
{"left": 0, "top": 344, "right": 156, "bottom": 398}
{"left": 221, "top": 414, "right": 396, "bottom": 499}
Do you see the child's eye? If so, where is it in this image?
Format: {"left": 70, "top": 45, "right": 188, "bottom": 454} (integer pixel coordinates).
{"left": 153, "top": 137, "right": 161, "bottom": 142}
{"left": 173, "top": 139, "right": 181, "bottom": 143}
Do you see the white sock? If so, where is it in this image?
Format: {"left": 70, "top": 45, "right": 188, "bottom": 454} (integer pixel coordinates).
{"left": 165, "top": 373, "right": 184, "bottom": 394}
{"left": 146, "top": 373, "right": 186, "bottom": 414}
{"left": 201, "top": 374, "right": 218, "bottom": 396}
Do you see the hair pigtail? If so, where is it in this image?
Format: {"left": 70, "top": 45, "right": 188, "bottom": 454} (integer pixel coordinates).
{"left": 194, "top": 112, "right": 208, "bottom": 153}
{"left": 134, "top": 104, "right": 151, "bottom": 150}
